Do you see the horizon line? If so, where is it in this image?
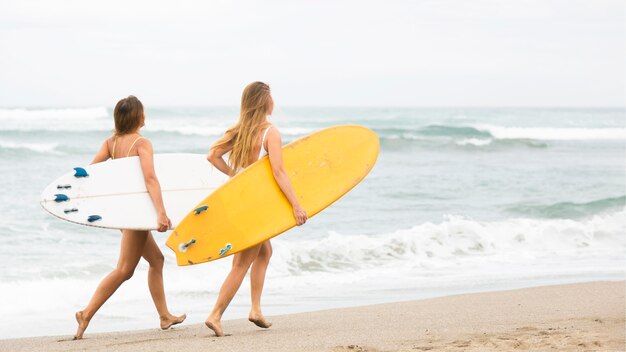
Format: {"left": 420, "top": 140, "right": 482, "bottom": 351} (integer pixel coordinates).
{"left": 1, "top": 105, "right": 625, "bottom": 110}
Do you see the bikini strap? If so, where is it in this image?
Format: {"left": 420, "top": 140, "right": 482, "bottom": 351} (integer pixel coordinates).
{"left": 126, "top": 136, "right": 145, "bottom": 157}
{"left": 261, "top": 127, "right": 271, "bottom": 147}
{"left": 259, "top": 126, "right": 271, "bottom": 158}
{"left": 111, "top": 135, "right": 118, "bottom": 160}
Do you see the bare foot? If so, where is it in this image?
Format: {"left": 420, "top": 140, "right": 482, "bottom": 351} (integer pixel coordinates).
{"left": 73, "top": 311, "right": 90, "bottom": 340}
{"left": 248, "top": 313, "right": 272, "bottom": 329}
{"left": 205, "top": 317, "right": 224, "bottom": 337}
{"left": 160, "top": 313, "right": 187, "bottom": 330}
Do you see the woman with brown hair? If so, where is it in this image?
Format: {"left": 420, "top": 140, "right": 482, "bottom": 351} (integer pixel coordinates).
{"left": 205, "top": 82, "right": 307, "bottom": 336}
{"left": 73, "top": 96, "right": 186, "bottom": 339}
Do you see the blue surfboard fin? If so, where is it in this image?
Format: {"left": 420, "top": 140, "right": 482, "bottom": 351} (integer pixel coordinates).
{"left": 194, "top": 205, "right": 209, "bottom": 215}
{"left": 54, "top": 194, "right": 69, "bottom": 202}
{"left": 219, "top": 243, "right": 232, "bottom": 256}
{"left": 73, "top": 167, "right": 89, "bottom": 178}
{"left": 87, "top": 215, "right": 102, "bottom": 223}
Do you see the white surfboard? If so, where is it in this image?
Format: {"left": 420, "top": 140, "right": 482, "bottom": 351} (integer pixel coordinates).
{"left": 40, "top": 154, "right": 228, "bottom": 230}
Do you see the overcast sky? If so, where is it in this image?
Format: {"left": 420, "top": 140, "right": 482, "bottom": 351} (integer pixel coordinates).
{"left": 0, "top": 0, "right": 624, "bottom": 107}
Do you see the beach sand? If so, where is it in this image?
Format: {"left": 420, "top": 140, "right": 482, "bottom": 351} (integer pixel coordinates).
{"left": 1, "top": 281, "right": 623, "bottom": 352}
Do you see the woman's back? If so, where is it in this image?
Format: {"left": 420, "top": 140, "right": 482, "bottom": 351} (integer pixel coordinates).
{"left": 242, "top": 125, "right": 271, "bottom": 168}
{"left": 109, "top": 133, "right": 144, "bottom": 160}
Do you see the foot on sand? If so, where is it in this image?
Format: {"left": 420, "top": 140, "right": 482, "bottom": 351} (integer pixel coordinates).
{"left": 160, "top": 313, "right": 187, "bottom": 330}
{"left": 205, "top": 317, "right": 224, "bottom": 337}
{"left": 73, "top": 311, "right": 90, "bottom": 340}
{"left": 248, "top": 313, "right": 272, "bottom": 329}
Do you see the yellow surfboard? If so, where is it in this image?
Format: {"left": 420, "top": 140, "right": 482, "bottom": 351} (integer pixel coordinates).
{"left": 165, "top": 125, "right": 379, "bottom": 266}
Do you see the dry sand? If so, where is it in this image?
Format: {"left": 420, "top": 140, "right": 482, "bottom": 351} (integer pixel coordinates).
{"left": 1, "top": 281, "right": 623, "bottom": 352}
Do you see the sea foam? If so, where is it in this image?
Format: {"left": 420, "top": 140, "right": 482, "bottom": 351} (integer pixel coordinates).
{"left": 475, "top": 125, "right": 625, "bottom": 140}
{"left": 0, "top": 107, "right": 108, "bottom": 120}
{"left": 270, "top": 210, "right": 626, "bottom": 277}
{"left": 0, "top": 141, "right": 62, "bottom": 154}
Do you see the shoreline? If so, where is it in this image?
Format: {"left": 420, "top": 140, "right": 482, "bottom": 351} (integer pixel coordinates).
{"left": 1, "top": 281, "right": 623, "bottom": 351}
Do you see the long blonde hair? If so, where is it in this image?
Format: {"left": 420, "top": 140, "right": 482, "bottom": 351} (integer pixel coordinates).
{"left": 212, "top": 81, "right": 273, "bottom": 171}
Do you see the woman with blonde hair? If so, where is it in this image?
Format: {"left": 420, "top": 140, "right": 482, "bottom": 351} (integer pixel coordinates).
{"left": 205, "top": 81, "right": 307, "bottom": 336}
{"left": 74, "top": 96, "right": 186, "bottom": 339}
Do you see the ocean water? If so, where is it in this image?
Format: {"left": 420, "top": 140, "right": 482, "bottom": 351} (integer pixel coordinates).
{"left": 0, "top": 106, "right": 624, "bottom": 338}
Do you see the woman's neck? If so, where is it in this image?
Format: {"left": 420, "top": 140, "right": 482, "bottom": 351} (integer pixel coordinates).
{"left": 117, "top": 130, "right": 141, "bottom": 137}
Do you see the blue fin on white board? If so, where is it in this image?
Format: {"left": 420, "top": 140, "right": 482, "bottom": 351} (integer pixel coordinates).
{"left": 54, "top": 194, "right": 69, "bottom": 202}
{"left": 73, "top": 167, "right": 89, "bottom": 178}
{"left": 87, "top": 215, "right": 102, "bottom": 223}
{"left": 194, "top": 205, "right": 209, "bottom": 215}
{"left": 219, "top": 243, "right": 232, "bottom": 256}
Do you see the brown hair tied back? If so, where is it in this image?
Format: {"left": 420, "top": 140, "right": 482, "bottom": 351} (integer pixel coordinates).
{"left": 113, "top": 95, "right": 144, "bottom": 135}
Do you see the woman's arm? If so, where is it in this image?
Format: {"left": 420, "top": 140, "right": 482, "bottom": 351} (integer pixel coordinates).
{"left": 136, "top": 139, "right": 171, "bottom": 232}
{"left": 90, "top": 140, "right": 111, "bottom": 165}
{"left": 207, "top": 144, "right": 236, "bottom": 177}
{"left": 266, "top": 127, "right": 308, "bottom": 225}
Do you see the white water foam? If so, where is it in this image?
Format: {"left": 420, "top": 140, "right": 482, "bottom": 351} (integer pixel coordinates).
{"left": 271, "top": 210, "right": 626, "bottom": 276}
{"left": 0, "top": 211, "right": 623, "bottom": 338}
{"left": 0, "top": 107, "right": 111, "bottom": 132}
{"left": 0, "top": 107, "right": 108, "bottom": 120}
{"left": 145, "top": 124, "right": 314, "bottom": 137}
{"left": 456, "top": 138, "right": 493, "bottom": 146}
{"left": 0, "top": 141, "right": 62, "bottom": 154}
{"left": 0, "top": 108, "right": 314, "bottom": 137}
{"left": 476, "top": 125, "right": 625, "bottom": 140}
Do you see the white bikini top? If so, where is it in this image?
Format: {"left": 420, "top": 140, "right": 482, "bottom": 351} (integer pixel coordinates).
{"left": 258, "top": 126, "right": 271, "bottom": 160}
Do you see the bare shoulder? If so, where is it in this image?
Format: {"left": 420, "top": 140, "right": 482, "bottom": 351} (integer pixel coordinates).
{"left": 265, "top": 126, "right": 283, "bottom": 153}
{"left": 137, "top": 136, "right": 153, "bottom": 146}
{"left": 266, "top": 125, "right": 281, "bottom": 139}
{"left": 135, "top": 137, "right": 153, "bottom": 153}
{"left": 102, "top": 135, "right": 115, "bottom": 151}
{"left": 139, "top": 135, "right": 151, "bottom": 142}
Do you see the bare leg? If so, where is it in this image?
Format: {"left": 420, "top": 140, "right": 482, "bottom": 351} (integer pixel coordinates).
{"left": 205, "top": 244, "right": 262, "bottom": 336}
{"left": 141, "top": 232, "right": 186, "bottom": 329}
{"left": 249, "top": 240, "right": 272, "bottom": 328}
{"left": 74, "top": 230, "right": 148, "bottom": 339}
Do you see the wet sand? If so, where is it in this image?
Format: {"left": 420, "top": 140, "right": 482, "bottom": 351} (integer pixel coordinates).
{"left": 1, "top": 281, "right": 623, "bottom": 352}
